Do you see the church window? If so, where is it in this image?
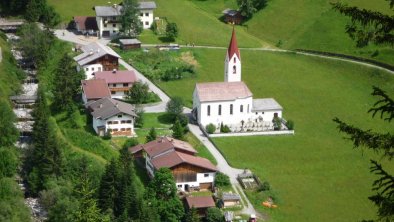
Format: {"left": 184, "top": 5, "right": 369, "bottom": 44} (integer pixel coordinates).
{"left": 240, "top": 105, "right": 243, "bottom": 112}
{"left": 230, "top": 104, "right": 233, "bottom": 115}
{"left": 207, "top": 105, "right": 211, "bottom": 116}
{"left": 218, "top": 105, "right": 222, "bottom": 115}
{"left": 247, "top": 104, "right": 250, "bottom": 113}
{"left": 233, "top": 66, "right": 236, "bottom": 74}
{"left": 234, "top": 57, "right": 236, "bottom": 63}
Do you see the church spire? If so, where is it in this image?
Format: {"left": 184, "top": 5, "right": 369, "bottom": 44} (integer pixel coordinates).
{"left": 227, "top": 27, "right": 240, "bottom": 60}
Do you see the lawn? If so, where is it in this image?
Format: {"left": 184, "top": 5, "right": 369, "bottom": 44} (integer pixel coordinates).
{"left": 47, "top": 0, "right": 109, "bottom": 23}
{"left": 153, "top": 48, "right": 394, "bottom": 221}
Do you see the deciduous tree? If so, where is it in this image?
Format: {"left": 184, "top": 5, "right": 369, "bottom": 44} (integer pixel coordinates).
{"left": 120, "top": 0, "right": 142, "bottom": 37}
{"left": 166, "top": 97, "right": 184, "bottom": 121}
{"left": 126, "top": 81, "right": 150, "bottom": 104}
{"left": 165, "top": 22, "right": 178, "bottom": 40}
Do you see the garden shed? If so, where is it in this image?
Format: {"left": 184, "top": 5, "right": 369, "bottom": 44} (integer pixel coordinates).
{"left": 222, "top": 192, "right": 241, "bottom": 207}
{"left": 119, "top": 39, "right": 141, "bottom": 50}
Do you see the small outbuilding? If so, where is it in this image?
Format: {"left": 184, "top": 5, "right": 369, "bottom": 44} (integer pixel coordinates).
{"left": 185, "top": 196, "right": 216, "bottom": 217}
{"left": 222, "top": 192, "right": 241, "bottom": 207}
{"left": 222, "top": 9, "right": 243, "bottom": 25}
{"left": 119, "top": 39, "right": 141, "bottom": 50}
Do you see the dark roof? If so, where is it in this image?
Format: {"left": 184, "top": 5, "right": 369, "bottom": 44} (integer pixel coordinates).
{"left": 82, "top": 79, "right": 111, "bottom": 100}
{"left": 222, "top": 193, "right": 241, "bottom": 201}
{"left": 119, "top": 39, "right": 141, "bottom": 45}
{"left": 95, "top": 2, "right": 156, "bottom": 16}
{"left": 151, "top": 151, "right": 217, "bottom": 172}
{"left": 129, "top": 137, "right": 197, "bottom": 157}
{"left": 227, "top": 28, "right": 240, "bottom": 59}
{"left": 94, "top": 70, "right": 137, "bottom": 84}
{"left": 252, "top": 98, "right": 283, "bottom": 111}
{"left": 185, "top": 196, "right": 216, "bottom": 209}
{"left": 222, "top": 8, "right": 239, "bottom": 17}
{"left": 73, "top": 16, "right": 98, "bottom": 31}
{"left": 87, "top": 97, "right": 137, "bottom": 120}
{"left": 73, "top": 42, "right": 120, "bottom": 66}
{"left": 139, "top": 2, "right": 157, "bottom": 10}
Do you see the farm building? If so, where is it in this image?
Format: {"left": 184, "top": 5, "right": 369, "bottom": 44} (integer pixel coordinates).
{"left": 222, "top": 9, "right": 243, "bottom": 25}
{"left": 185, "top": 196, "right": 216, "bottom": 217}
{"left": 119, "top": 39, "right": 141, "bottom": 50}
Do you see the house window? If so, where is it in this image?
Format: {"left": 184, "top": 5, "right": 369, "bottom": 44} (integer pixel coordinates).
{"left": 107, "top": 121, "right": 112, "bottom": 125}
{"left": 121, "top": 120, "right": 126, "bottom": 124}
{"left": 104, "top": 24, "right": 107, "bottom": 28}
{"left": 112, "top": 84, "right": 116, "bottom": 87}
{"left": 113, "top": 24, "right": 116, "bottom": 27}
{"left": 145, "top": 13, "right": 149, "bottom": 16}
{"left": 233, "top": 65, "right": 236, "bottom": 74}
{"left": 177, "top": 184, "right": 182, "bottom": 188}
{"left": 126, "top": 120, "right": 132, "bottom": 123}
{"left": 121, "top": 128, "right": 126, "bottom": 131}
{"left": 207, "top": 105, "right": 210, "bottom": 116}
{"left": 140, "top": 13, "right": 143, "bottom": 16}
{"left": 111, "top": 91, "right": 116, "bottom": 95}
{"left": 255, "top": 112, "right": 258, "bottom": 115}
{"left": 145, "top": 21, "right": 149, "bottom": 26}
{"left": 240, "top": 105, "right": 243, "bottom": 113}
{"left": 126, "top": 128, "right": 131, "bottom": 131}
{"left": 204, "top": 173, "right": 209, "bottom": 177}
{"left": 123, "top": 83, "right": 128, "bottom": 87}
{"left": 85, "top": 67, "right": 89, "bottom": 71}
{"left": 112, "top": 17, "right": 116, "bottom": 20}
{"left": 91, "top": 67, "right": 94, "bottom": 71}
{"left": 218, "top": 105, "right": 222, "bottom": 115}
{"left": 118, "top": 114, "right": 122, "bottom": 118}
{"left": 112, "top": 121, "right": 119, "bottom": 124}
{"left": 113, "top": 30, "right": 116, "bottom": 33}
{"left": 112, "top": 128, "right": 118, "bottom": 132}
{"left": 230, "top": 104, "right": 233, "bottom": 115}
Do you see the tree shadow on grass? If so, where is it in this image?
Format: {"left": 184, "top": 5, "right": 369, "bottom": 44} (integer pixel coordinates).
{"left": 158, "top": 36, "right": 175, "bottom": 43}
{"left": 157, "top": 113, "right": 174, "bottom": 125}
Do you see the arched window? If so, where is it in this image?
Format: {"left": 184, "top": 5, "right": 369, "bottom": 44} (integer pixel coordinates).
{"left": 240, "top": 105, "right": 243, "bottom": 113}
{"left": 207, "top": 105, "right": 210, "bottom": 116}
{"left": 230, "top": 104, "right": 233, "bottom": 115}
{"left": 233, "top": 57, "right": 236, "bottom": 63}
{"left": 233, "top": 65, "right": 236, "bottom": 74}
{"left": 218, "top": 105, "right": 222, "bottom": 115}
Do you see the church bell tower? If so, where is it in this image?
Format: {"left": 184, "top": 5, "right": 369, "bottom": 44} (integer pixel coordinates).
{"left": 224, "top": 28, "right": 241, "bottom": 82}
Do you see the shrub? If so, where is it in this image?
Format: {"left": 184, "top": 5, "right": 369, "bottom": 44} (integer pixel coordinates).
{"left": 206, "top": 123, "right": 216, "bottom": 134}
{"left": 103, "top": 131, "right": 112, "bottom": 140}
{"left": 215, "top": 172, "right": 230, "bottom": 188}
{"left": 176, "top": 114, "right": 189, "bottom": 133}
{"left": 272, "top": 117, "right": 282, "bottom": 130}
{"left": 135, "top": 107, "right": 145, "bottom": 128}
{"left": 258, "top": 181, "right": 271, "bottom": 192}
{"left": 286, "top": 120, "right": 294, "bottom": 130}
{"left": 122, "top": 138, "right": 139, "bottom": 149}
{"left": 220, "top": 123, "right": 231, "bottom": 133}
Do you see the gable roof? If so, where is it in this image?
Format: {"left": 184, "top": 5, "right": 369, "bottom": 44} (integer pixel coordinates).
{"left": 73, "top": 16, "right": 98, "bottom": 31}
{"left": 195, "top": 81, "right": 252, "bottom": 102}
{"left": 119, "top": 39, "right": 141, "bottom": 45}
{"left": 252, "top": 98, "right": 283, "bottom": 111}
{"left": 228, "top": 28, "right": 240, "bottom": 60}
{"left": 73, "top": 42, "right": 120, "bottom": 66}
{"left": 95, "top": 2, "right": 157, "bottom": 17}
{"left": 185, "top": 196, "right": 216, "bottom": 209}
{"left": 87, "top": 97, "right": 137, "bottom": 120}
{"left": 82, "top": 79, "right": 111, "bottom": 100}
{"left": 129, "top": 136, "right": 197, "bottom": 158}
{"left": 94, "top": 70, "right": 137, "bottom": 84}
{"left": 151, "top": 151, "right": 217, "bottom": 172}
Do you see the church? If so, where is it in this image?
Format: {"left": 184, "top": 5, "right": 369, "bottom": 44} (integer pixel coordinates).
{"left": 192, "top": 29, "right": 283, "bottom": 131}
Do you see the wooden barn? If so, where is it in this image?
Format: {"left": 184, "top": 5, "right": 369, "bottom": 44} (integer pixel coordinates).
{"left": 222, "top": 9, "right": 243, "bottom": 25}
{"left": 119, "top": 39, "right": 142, "bottom": 50}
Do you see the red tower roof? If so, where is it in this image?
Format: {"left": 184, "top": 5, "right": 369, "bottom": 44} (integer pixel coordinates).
{"left": 227, "top": 28, "right": 240, "bottom": 60}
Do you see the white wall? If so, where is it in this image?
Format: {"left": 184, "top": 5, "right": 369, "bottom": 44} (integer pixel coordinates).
{"left": 251, "top": 109, "right": 282, "bottom": 122}
{"left": 108, "top": 83, "right": 131, "bottom": 99}
{"left": 138, "top": 9, "right": 154, "bottom": 29}
{"left": 96, "top": 16, "right": 121, "bottom": 37}
{"left": 92, "top": 113, "right": 135, "bottom": 135}
{"left": 197, "top": 172, "right": 215, "bottom": 184}
{"left": 196, "top": 96, "right": 254, "bottom": 127}
{"left": 224, "top": 53, "right": 241, "bottom": 82}
{"left": 82, "top": 64, "right": 103, "bottom": 79}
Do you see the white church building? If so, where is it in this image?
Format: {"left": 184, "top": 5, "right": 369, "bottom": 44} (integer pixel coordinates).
{"left": 192, "top": 29, "right": 283, "bottom": 130}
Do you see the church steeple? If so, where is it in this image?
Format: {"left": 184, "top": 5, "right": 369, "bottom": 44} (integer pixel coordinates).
{"left": 224, "top": 28, "right": 241, "bottom": 82}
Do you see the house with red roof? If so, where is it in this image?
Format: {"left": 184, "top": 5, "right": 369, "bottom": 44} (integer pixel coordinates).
{"left": 94, "top": 69, "right": 137, "bottom": 99}
{"left": 192, "top": 29, "right": 283, "bottom": 130}
{"left": 81, "top": 79, "right": 111, "bottom": 104}
{"left": 129, "top": 137, "right": 217, "bottom": 191}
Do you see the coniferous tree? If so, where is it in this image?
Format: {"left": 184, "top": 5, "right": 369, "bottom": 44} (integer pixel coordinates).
{"left": 172, "top": 119, "right": 184, "bottom": 140}
{"left": 185, "top": 207, "right": 201, "bottom": 222}
{"left": 25, "top": 0, "right": 46, "bottom": 22}
{"left": 0, "top": 98, "right": 19, "bottom": 146}
{"left": 146, "top": 127, "right": 157, "bottom": 142}
{"left": 98, "top": 159, "right": 120, "bottom": 215}
{"left": 333, "top": 86, "right": 394, "bottom": 221}
{"left": 120, "top": 0, "right": 142, "bottom": 37}
{"left": 332, "top": 0, "right": 394, "bottom": 47}
{"left": 53, "top": 53, "right": 84, "bottom": 111}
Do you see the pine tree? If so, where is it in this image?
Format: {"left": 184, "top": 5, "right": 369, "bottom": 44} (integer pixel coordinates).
{"left": 172, "top": 119, "right": 184, "bottom": 140}
{"left": 332, "top": 0, "right": 394, "bottom": 47}
{"left": 53, "top": 53, "right": 84, "bottom": 111}
{"left": 98, "top": 159, "right": 120, "bottom": 215}
{"left": 333, "top": 86, "right": 394, "bottom": 221}
{"left": 146, "top": 127, "right": 157, "bottom": 142}
{"left": 0, "top": 98, "right": 19, "bottom": 146}
{"left": 185, "top": 207, "right": 201, "bottom": 222}
{"left": 25, "top": 0, "right": 46, "bottom": 22}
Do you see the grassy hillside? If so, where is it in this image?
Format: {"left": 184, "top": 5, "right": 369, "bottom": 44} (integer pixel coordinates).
{"left": 155, "top": 48, "right": 394, "bottom": 221}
